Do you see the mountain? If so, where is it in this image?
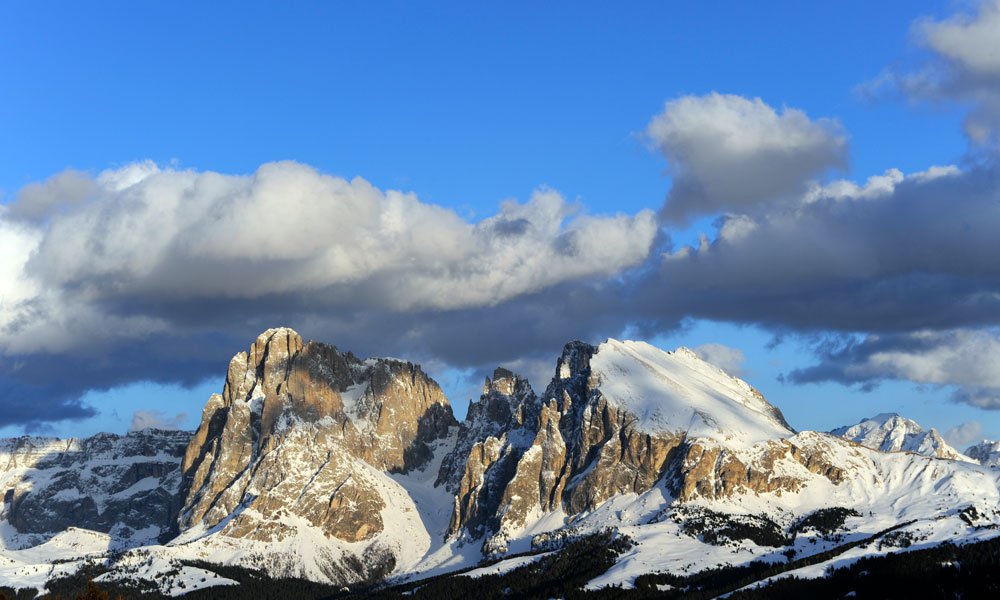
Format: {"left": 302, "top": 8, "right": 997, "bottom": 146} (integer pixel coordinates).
{"left": 2, "top": 329, "right": 1000, "bottom": 597}
{"left": 0, "top": 430, "right": 190, "bottom": 545}
{"left": 175, "top": 327, "right": 457, "bottom": 582}
{"left": 831, "top": 412, "right": 970, "bottom": 461}
{"left": 444, "top": 339, "right": 839, "bottom": 556}
{"left": 967, "top": 440, "right": 1000, "bottom": 467}
{"left": 0, "top": 429, "right": 192, "bottom": 591}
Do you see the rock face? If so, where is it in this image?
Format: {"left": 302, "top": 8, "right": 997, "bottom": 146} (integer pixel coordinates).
{"left": 831, "top": 413, "right": 969, "bottom": 461}
{"left": 438, "top": 367, "right": 539, "bottom": 538}
{"left": 0, "top": 429, "right": 191, "bottom": 546}
{"left": 178, "top": 327, "right": 456, "bottom": 546}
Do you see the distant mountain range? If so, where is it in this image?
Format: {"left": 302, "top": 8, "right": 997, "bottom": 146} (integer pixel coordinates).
{"left": 2, "top": 328, "right": 1000, "bottom": 597}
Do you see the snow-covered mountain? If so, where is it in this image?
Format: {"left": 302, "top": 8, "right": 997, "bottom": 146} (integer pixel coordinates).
{"left": 831, "top": 413, "right": 971, "bottom": 461}
{"left": 2, "top": 329, "right": 1000, "bottom": 596}
{"left": 591, "top": 341, "right": 794, "bottom": 443}
{"left": 0, "top": 429, "right": 194, "bottom": 590}
{"left": 966, "top": 440, "right": 1000, "bottom": 467}
{"left": 0, "top": 430, "right": 190, "bottom": 544}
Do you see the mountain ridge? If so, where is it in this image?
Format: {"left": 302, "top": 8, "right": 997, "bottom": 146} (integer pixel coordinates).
{"left": 830, "top": 412, "right": 971, "bottom": 462}
{"left": 2, "top": 327, "right": 999, "bottom": 596}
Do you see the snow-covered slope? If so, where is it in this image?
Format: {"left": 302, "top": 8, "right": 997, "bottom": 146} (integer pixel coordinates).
{"left": 590, "top": 339, "right": 793, "bottom": 444}
{"left": 579, "top": 434, "right": 1000, "bottom": 590}
{"left": 831, "top": 413, "right": 970, "bottom": 461}
{"left": 0, "top": 429, "right": 192, "bottom": 592}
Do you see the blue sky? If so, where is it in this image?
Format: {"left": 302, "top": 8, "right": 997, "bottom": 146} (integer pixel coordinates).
{"left": 2, "top": 1, "right": 999, "bottom": 447}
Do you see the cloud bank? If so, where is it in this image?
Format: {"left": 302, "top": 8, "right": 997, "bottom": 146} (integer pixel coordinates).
{"left": 6, "top": 0, "right": 1000, "bottom": 429}
{"left": 0, "top": 161, "right": 657, "bottom": 427}
{"left": 643, "top": 163, "right": 1000, "bottom": 334}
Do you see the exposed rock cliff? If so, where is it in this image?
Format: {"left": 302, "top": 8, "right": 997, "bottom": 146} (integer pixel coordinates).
{"left": 179, "top": 327, "right": 456, "bottom": 547}
{"left": 438, "top": 367, "right": 539, "bottom": 538}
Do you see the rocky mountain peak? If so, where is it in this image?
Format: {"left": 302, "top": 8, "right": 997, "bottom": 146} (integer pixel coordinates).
{"left": 475, "top": 367, "right": 536, "bottom": 426}
{"left": 445, "top": 338, "right": 845, "bottom": 555}
{"left": 555, "top": 340, "right": 597, "bottom": 382}
{"left": 588, "top": 338, "right": 793, "bottom": 442}
{"left": 831, "top": 413, "right": 968, "bottom": 461}
{"left": 178, "top": 328, "right": 456, "bottom": 551}
{"left": 438, "top": 366, "right": 539, "bottom": 539}
{"left": 222, "top": 327, "right": 304, "bottom": 407}
{"left": 483, "top": 367, "right": 518, "bottom": 396}
{"left": 8, "top": 332, "right": 1000, "bottom": 594}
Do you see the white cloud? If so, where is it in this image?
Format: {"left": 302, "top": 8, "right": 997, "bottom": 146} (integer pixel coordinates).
{"left": 869, "top": 1, "right": 1000, "bottom": 144}
{"left": 130, "top": 410, "right": 187, "bottom": 432}
{"left": 854, "top": 331, "right": 1000, "bottom": 389}
{"left": 921, "top": 0, "right": 1000, "bottom": 143}
{"left": 790, "top": 329, "right": 1000, "bottom": 409}
{"left": 922, "top": 1, "right": 1000, "bottom": 79}
{"left": 692, "top": 342, "right": 746, "bottom": 377}
{"left": 0, "top": 217, "right": 41, "bottom": 317}
{"left": 646, "top": 93, "right": 847, "bottom": 222}
{"left": 943, "top": 420, "right": 984, "bottom": 448}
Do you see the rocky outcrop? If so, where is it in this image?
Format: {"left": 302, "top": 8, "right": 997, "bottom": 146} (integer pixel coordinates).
{"left": 475, "top": 343, "right": 688, "bottom": 553}
{"left": 440, "top": 368, "right": 539, "bottom": 538}
{"left": 0, "top": 429, "right": 191, "bottom": 545}
{"left": 670, "top": 436, "right": 845, "bottom": 501}
{"left": 178, "top": 327, "right": 456, "bottom": 544}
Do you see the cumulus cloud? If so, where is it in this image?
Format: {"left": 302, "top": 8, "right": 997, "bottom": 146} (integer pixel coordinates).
{"left": 130, "top": 410, "right": 188, "bottom": 432}
{"left": 922, "top": 1, "right": 1000, "bottom": 79}
{"left": 6, "top": 170, "right": 98, "bottom": 224}
{"left": 0, "top": 161, "right": 659, "bottom": 428}
{"left": 921, "top": 0, "right": 1000, "bottom": 144}
{"left": 788, "top": 329, "right": 1000, "bottom": 409}
{"left": 944, "top": 420, "right": 984, "bottom": 448}
{"left": 646, "top": 93, "right": 847, "bottom": 222}
{"left": 2, "top": 161, "right": 658, "bottom": 353}
{"left": 868, "top": 0, "right": 1000, "bottom": 145}
{"left": 692, "top": 343, "right": 746, "bottom": 377}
